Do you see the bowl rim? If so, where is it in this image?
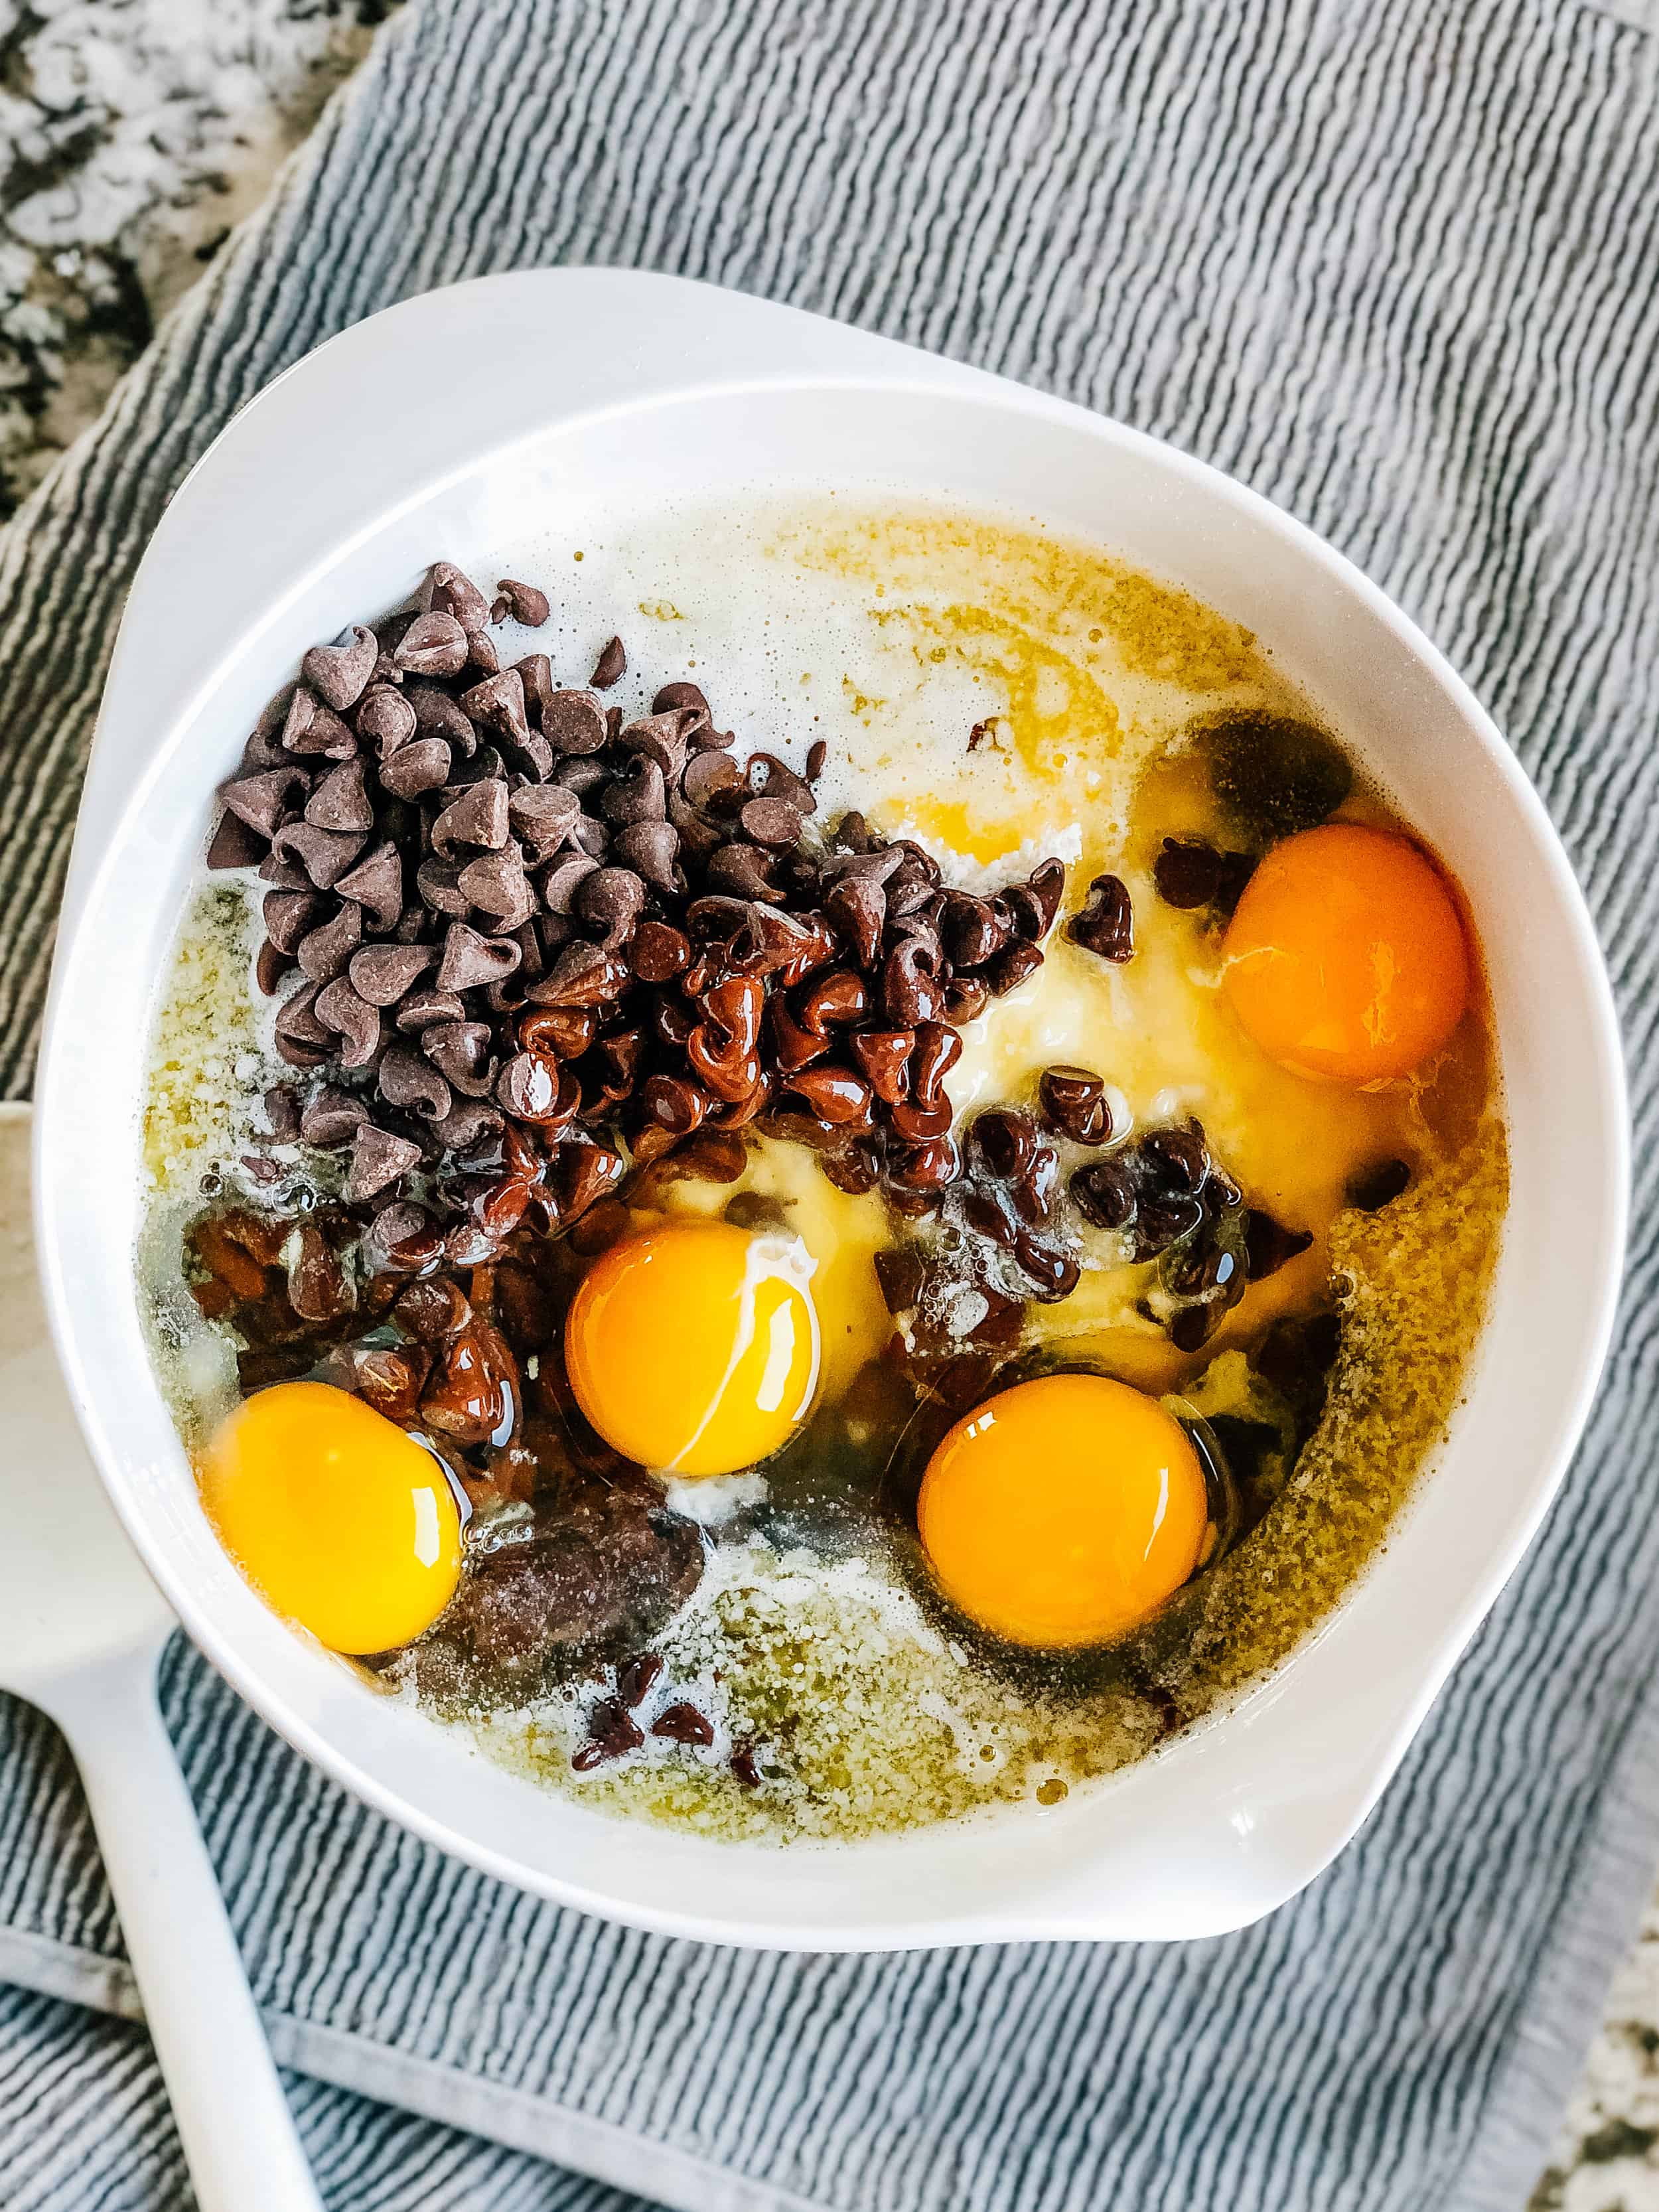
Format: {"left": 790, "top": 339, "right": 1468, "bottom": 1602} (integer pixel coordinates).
{"left": 32, "top": 268, "right": 1630, "bottom": 1948}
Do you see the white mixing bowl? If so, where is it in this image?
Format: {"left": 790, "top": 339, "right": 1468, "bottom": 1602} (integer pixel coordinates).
{"left": 33, "top": 269, "right": 1627, "bottom": 1948}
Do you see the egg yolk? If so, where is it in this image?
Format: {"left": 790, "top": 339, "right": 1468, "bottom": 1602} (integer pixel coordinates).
{"left": 200, "top": 1382, "right": 462, "bottom": 1655}
{"left": 1221, "top": 822, "right": 1470, "bottom": 1085}
{"left": 564, "top": 1221, "right": 821, "bottom": 1477}
{"left": 916, "top": 1374, "right": 1209, "bottom": 1648}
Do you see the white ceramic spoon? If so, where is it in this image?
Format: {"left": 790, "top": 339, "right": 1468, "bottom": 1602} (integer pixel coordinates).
{"left": 0, "top": 1104, "right": 323, "bottom": 2210}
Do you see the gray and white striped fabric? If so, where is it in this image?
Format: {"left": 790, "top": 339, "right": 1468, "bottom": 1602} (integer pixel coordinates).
{"left": 1, "top": 1, "right": 1656, "bottom": 2205}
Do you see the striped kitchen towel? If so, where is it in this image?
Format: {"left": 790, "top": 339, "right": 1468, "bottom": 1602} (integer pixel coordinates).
{"left": 1, "top": 1, "right": 1657, "bottom": 2207}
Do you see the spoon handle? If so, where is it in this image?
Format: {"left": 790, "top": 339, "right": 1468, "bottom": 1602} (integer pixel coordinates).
{"left": 59, "top": 1651, "right": 323, "bottom": 2211}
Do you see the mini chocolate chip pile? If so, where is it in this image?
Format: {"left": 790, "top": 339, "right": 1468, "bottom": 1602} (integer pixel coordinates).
{"left": 213, "top": 558, "right": 1090, "bottom": 1233}
{"left": 141, "top": 506, "right": 1507, "bottom": 1844}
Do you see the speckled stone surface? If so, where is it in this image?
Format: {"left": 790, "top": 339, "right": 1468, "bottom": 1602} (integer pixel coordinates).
{"left": 1532, "top": 1897, "right": 1659, "bottom": 2211}
{"left": 0, "top": 0, "right": 396, "bottom": 520}
{"left": 0, "top": 5, "right": 1652, "bottom": 2204}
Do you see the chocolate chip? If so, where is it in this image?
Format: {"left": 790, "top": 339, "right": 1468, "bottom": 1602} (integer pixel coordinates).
{"left": 683, "top": 750, "right": 743, "bottom": 806}
{"left": 524, "top": 865, "right": 591, "bottom": 934}
{"left": 1348, "top": 1158, "right": 1412, "bottom": 1212}
{"left": 1039, "top": 1065, "right": 1116, "bottom": 1145}
{"left": 968, "top": 1109, "right": 1039, "bottom": 1181}
{"left": 458, "top": 669, "right": 531, "bottom": 751}
{"left": 297, "top": 901, "right": 363, "bottom": 983}
{"left": 887, "top": 1136, "right": 961, "bottom": 1191}
{"left": 747, "top": 753, "right": 816, "bottom": 815}
{"left": 1013, "top": 1235, "right": 1080, "bottom": 1301}
{"left": 825, "top": 873, "right": 886, "bottom": 967}
{"left": 495, "top": 578, "right": 551, "bottom": 626}
{"left": 530, "top": 941, "right": 630, "bottom": 1007}
{"left": 423, "top": 561, "right": 493, "bottom": 634}
{"left": 206, "top": 811, "right": 267, "bottom": 869}
{"left": 849, "top": 1028, "right": 913, "bottom": 1104}
{"left": 741, "top": 796, "right": 803, "bottom": 848}
{"left": 601, "top": 757, "right": 668, "bottom": 826}
{"left": 707, "top": 843, "right": 781, "bottom": 902}
{"left": 940, "top": 891, "right": 1007, "bottom": 968}
{"left": 285, "top": 1224, "right": 355, "bottom": 1323}
{"left": 394, "top": 611, "right": 470, "bottom": 678}
{"left": 255, "top": 942, "right": 292, "bottom": 996}
{"left": 652, "top": 1703, "right": 715, "bottom": 1747}
{"left": 297, "top": 1085, "right": 368, "bottom": 1146}
{"left": 303, "top": 757, "right": 374, "bottom": 834}
{"left": 1134, "top": 1191, "right": 1206, "bottom": 1257}
{"left": 378, "top": 1045, "right": 453, "bottom": 1121}
{"left": 1007, "top": 1143, "right": 1060, "bottom": 1224}
{"left": 1153, "top": 837, "right": 1222, "bottom": 909}
{"left": 591, "top": 635, "right": 626, "bottom": 689}
{"left": 270, "top": 822, "right": 368, "bottom": 890}
{"left": 1140, "top": 1122, "right": 1209, "bottom": 1191}
{"left": 613, "top": 821, "right": 682, "bottom": 895}
{"left": 396, "top": 989, "right": 466, "bottom": 1031}
{"left": 910, "top": 1021, "right": 962, "bottom": 1112}
{"left": 962, "top": 1184, "right": 1019, "bottom": 1246}
{"left": 630, "top": 919, "right": 691, "bottom": 983}
{"left": 334, "top": 842, "right": 403, "bottom": 931}
{"left": 344, "top": 1123, "right": 422, "bottom": 1203}
{"left": 378, "top": 738, "right": 452, "bottom": 799}
{"left": 407, "top": 684, "right": 477, "bottom": 748}
{"left": 1068, "top": 874, "right": 1135, "bottom": 962}
{"left": 1024, "top": 859, "right": 1066, "bottom": 935}
{"left": 575, "top": 867, "right": 646, "bottom": 948}
{"left": 508, "top": 782, "right": 581, "bottom": 856}
{"left": 261, "top": 889, "right": 323, "bottom": 955}
{"left": 945, "top": 975, "right": 989, "bottom": 1023}
{"left": 1244, "top": 1209, "right": 1315, "bottom": 1278}
{"left": 432, "top": 778, "right": 509, "bottom": 853}
{"left": 883, "top": 938, "right": 946, "bottom": 1026}
{"left": 259, "top": 851, "right": 314, "bottom": 891}
{"left": 572, "top": 1699, "right": 645, "bottom": 1770}
{"left": 356, "top": 684, "right": 417, "bottom": 756}
{"left": 567, "top": 813, "right": 611, "bottom": 860}
{"left": 424, "top": 1021, "right": 496, "bottom": 1096}
{"left": 273, "top": 980, "right": 334, "bottom": 1067}
{"left": 496, "top": 1050, "right": 576, "bottom": 1124}
{"left": 220, "top": 767, "right": 308, "bottom": 838}
{"left": 543, "top": 690, "right": 609, "bottom": 755}
{"left": 301, "top": 624, "right": 378, "bottom": 713}
{"left": 313, "top": 978, "right": 382, "bottom": 1067}
{"left": 1169, "top": 1307, "right": 1212, "bottom": 1354}
{"left": 985, "top": 940, "right": 1044, "bottom": 995}
{"left": 619, "top": 710, "right": 696, "bottom": 780}
{"left": 457, "top": 848, "right": 534, "bottom": 926}
{"left": 263, "top": 1084, "right": 303, "bottom": 1141}
{"left": 433, "top": 1100, "right": 502, "bottom": 1152}
{"left": 281, "top": 688, "right": 356, "bottom": 759}
{"left": 806, "top": 739, "right": 828, "bottom": 782}
{"left": 394, "top": 1278, "right": 473, "bottom": 1349}
{"left": 784, "top": 1065, "right": 872, "bottom": 1124}
{"left": 616, "top": 1652, "right": 662, "bottom": 1708}
{"left": 414, "top": 857, "right": 470, "bottom": 919}
{"left": 437, "top": 921, "right": 522, "bottom": 994}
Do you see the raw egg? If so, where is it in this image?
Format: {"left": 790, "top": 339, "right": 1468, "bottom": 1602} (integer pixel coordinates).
{"left": 1222, "top": 823, "right": 1471, "bottom": 1084}
{"left": 916, "top": 1373, "right": 1208, "bottom": 1647}
{"left": 200, "top": 1382, "right": 461, "bottom": 1654}
{"left": 564, "top": 1221, "right": 820, "bottom": 1477}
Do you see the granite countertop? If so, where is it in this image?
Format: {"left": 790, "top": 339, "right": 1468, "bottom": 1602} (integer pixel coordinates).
{"left": 0, "top": 5, "right": 1654, "bottom": 2205}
